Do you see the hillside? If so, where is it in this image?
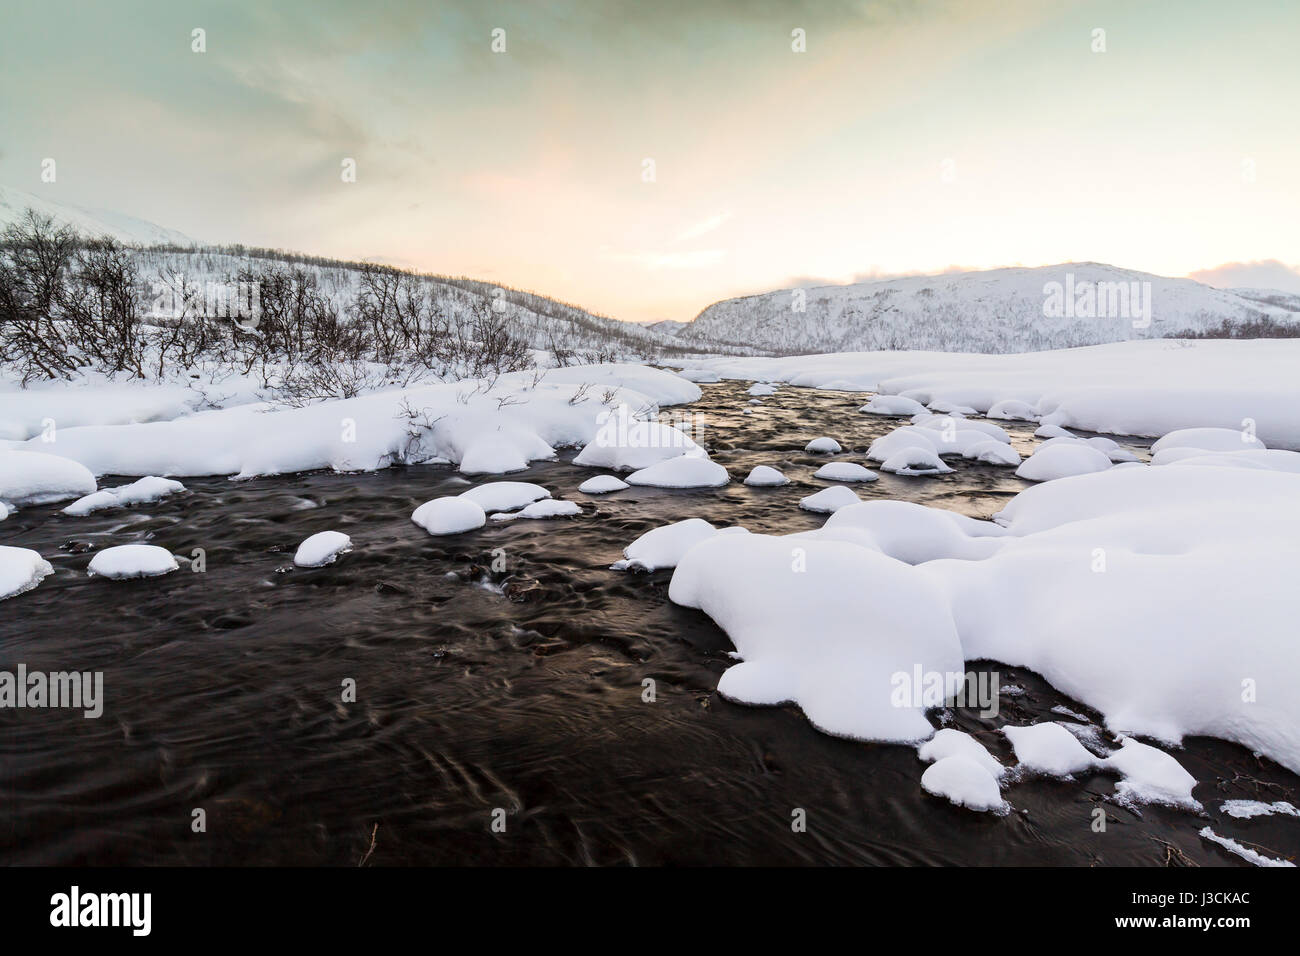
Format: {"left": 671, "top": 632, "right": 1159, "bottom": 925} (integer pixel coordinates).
{"left": 678, "top": 263, "right": 1300, "bottom": 354}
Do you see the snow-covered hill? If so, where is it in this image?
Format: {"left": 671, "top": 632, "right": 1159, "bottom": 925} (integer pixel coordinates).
{"left": 679, "top": 264, "right": 1300, "bottom": 355}
{"left": 0, "top": 183, "right": 200, "bottom": 247}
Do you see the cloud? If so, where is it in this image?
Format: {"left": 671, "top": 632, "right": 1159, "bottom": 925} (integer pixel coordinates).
{"left": 675, "top": 212, "right": 732, "bottom": 242}
{"left": 1189, "top": 260, "right": 1300, "bottom": 293}
{"left": 605, "top": 248, "right": 727, "bottom": 270}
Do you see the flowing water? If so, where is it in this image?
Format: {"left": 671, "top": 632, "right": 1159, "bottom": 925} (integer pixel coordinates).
{"left": 2, "top": 381, "right": 1297, "bottom": 866}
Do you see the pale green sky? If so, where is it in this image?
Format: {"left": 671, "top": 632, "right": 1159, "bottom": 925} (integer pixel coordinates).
{"left": 2, "top": 0, "right": 1297, "bottom": 321}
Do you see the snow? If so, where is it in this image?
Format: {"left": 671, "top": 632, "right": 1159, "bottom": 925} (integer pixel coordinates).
{"left": 668, "top": 532, "right": 964, "bottom": 742}
{"left": 880, "top": 446, "right": 953, "bottom": 476}
{"left": 458, "top": 481, "right": 550, "bottom": 513}
{"left": 920, "top": 755, "right": 1008, "bottom": 812}
{"left": 675, "top": 368, "right": 721, "bottom": 383}
{"left": 1157, "top": 449, "right": 1300, "bottom": 472}
{"left": 62, "top": 476, "right": 185, "bottom": 516}
{"left": 626, "top": 456, "right": 730, "bottom": 489}
{"left": 613, "top": 518, "right": 746, "bottom": 572}
{"left": 578, "top": 475, "right": 629, "bottom": 494}
{"left": 411, "top": 497, "right": 487, "bottom": 535}
{"left": 1102, "top": 736, "right": 1200, "bottom": 809}
{"left": 798, "top": 486, "right": 862, "bottom": 514}
{"left": 1199, "top": 827, "right": 1295, "bottom": 867}
{"left": 14, "top": 367, "right": 697, "bottom": 481}
{"left": 293, "top": 531, "right": 353, "bottom": 568}
{"left": 1221, "top": 800, "right": 1299, "bottom": 820}
{"left": 86, "top": 544, "right": 179, "bottom": 579}
{"left": 804, "top": 437, "right": 841, "bottom": 454}
{"left": 1034, "top": 423, "right": 1075, "bottom": 439}
{"left": 929, "top": 400, "right": 976, "bottom": 415}
{"left": 1002, "top": 723, "right": 1101, "bottom": 778}
{"left": 918, "top": 728, "right": 1006, "bottom": 778}
{"left": 1015, "top": 442, "right": 1114, "bottom": 481}
{"left": 743, "top": 465, "right": 789, "bottom": 487}
{"left": 860, "top": 395, "right": 927, "bottom": 417}
{"left": 0, "top": 546, "right": 54, "bottom": 600}
{"left": 813, "top": 461, "right": 878, "bottom": 482}
{"left": 963, "top": 440, "right": 1021, "bottom": 466}
{"left": 492, "top": 499, "right": 581, "bottom": 520}
{"left": 915, "top": 416, "right": 1011, "bottom": 443}
{"left": 820, "top": 500, "right": 1006, "bottom": 564}
{"left": 987, "top": 399, "right": 1039, "bottom": 421}
{"left": 1151, "top": 426, "right": 1265, "bottom": 454}
{"left": 458, "top": 437, "right": 529, "bottom": 475}
{"left": 748, "top": 383, "right": 777, "bottom": 396}
{"left": 686, "top": 340, "right": 1300, "bottom": 449}
{"left": 0, "top": 450, "right": 97, "bottom": 507}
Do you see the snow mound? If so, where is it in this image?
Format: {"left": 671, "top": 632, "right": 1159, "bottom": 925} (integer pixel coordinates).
{"left": 918, "top": 728, "right": 1006, "bottom": 778}
{"left": 920, "top": 755, "right": 1008, "bottom": 812}
{"left": 929, "top": 400, "right": 976, "bottom": 415}
{"left": 613, "top": 518, "right": 746, "bottom": 572}
{"left": 1034, "top": 423, "right": 1075, "bottom": 439}
{"left": 458, "top": 481, "right": 550, "bottom": 513}
{"left": 743, "top": 465, "right": 789, "bottom": 487}
{"left": 1151, "top": 427, "right": 1265, "bottom": 454}
{"left": 880, "top": 446, "right": 953, "bottom": 476}
{"left": 294, "top": 531, "right": 353, "bottom": 568}
{"left": 987, "top": 399, "right": 1039, "bottom": 421}
{"left": 87, "top": 544, "right": 179, "bottom": 579}
{"left": 804, "top": 437, "right": 841, "bottom": 454}
{"left": 1159, "top": 449, "right": 1300, "bottom": 473}
{"left": 813, "top": 461, "right": 878, "bottom": 483}
{"left": 748, "top": 383, "right": 777, "bottom": 396}
{"left": 626, "top": 456, "right": 729, "bottom": 489}
{"left": 819, "top": 500, "right": 1005, "bottom": 564}
{"left": 572, "top": 417, "right": 704, "bottom": 471}
{"left": 1015, "top": 442, "right": 1113, "bottom": 481}
{"left": 860, "top": 395, "right": 927, "bottom": 416}
{"left": 669, "top": 533, "right": 964, "bottom": 741}
{"left": 962, "top": 440, "right": 1021, "bottom": 466}
{"left": 578, "top": 475, "right": 629, "bottom": 494}
{"left": 493, "top": 499, "right": 581, "bottom": 520}
{"left": 412, "top": 497, "right": 487, "bottom": 535}
{"left": 1003, "top": 723, "right": 1102, "bottom": 778}
{"left": 798, "top": 486, "right": 861, "bottom": 514}
{"left": 0, "top": 450, "right": 97, "bottom": 507}
{"left": 458, "top": 437, "right": 530, "bottom": 475}
{"left": 916, "top": 416, "right": 1012, "bottom": 443}
{"left": 0, "top": 546, "right": 54, "bottom": 600}
{"left": 62, "top": 476, "right": 185, "bottom": 516}
{"left": 676, "top": 368, "right": 721, "bottom": 383}
{"left": 1102, "top": 736, "right": 1199, "bottom": 809}
{"left": 1221, "top": 800, "right": 1299, "bottom": 820}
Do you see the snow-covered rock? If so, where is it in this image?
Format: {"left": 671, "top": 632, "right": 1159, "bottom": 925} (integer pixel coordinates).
{"left": 1015, "top": 442, "right": 1113, "bottom": 481}
{"left": 412, "top": 497, "right": 487, "bottom": 535}
{"left": 880, "top": 446, "right": 953, "bottom": 476}
{"left": 0, "top": 450, "right": 97, "bottom": 507}
{"left": 578, "top": 475, "right": 629, "bottom": 494}
{"left": 1003, "top": 723, "right": 1101, "bottom": 778}
{"left": 613, "top": 518, "right": 746, "bottom": 572}
{"left": 813, "top": 461, "right": 878, "bottom": 483}
{"left": 987, "top": 399, "right": 1039, "bottom": 421}
{"left": 293, "top": 531, "right": 352, "bottom": 568}
{"left": 798, "top": 486, "right": 861, "bottom": 514}
{"left": 572, "top": 416, "right": 705, "bottom": 472}
{"left": 62, "top": 476, "right": 185, "bottom": 516}
{"left": 859, "top": 395, "right": 927, "bottom": 417}
{"left": 1102, "top": 736, "right": 1199, "bottom": 809}
{"left": 0, "top": 546, "right": 54, "bottom": 600}
{"left": 458, "top": 481, "right": 550, "bottom": 513}
{"left": 748, "top": 383, "right": 777, "bottom": 396}
{"left": 918, "top": 728, "right": 1006, "bottom": 778}
{"left": 669, "top": 533, "right": 964, "bottom": 741}
{"left": 920, "top": 755, "right": 1007, "bottom": 812}
{"left": 493, "top": 499, "right": 581, "bottom": 520}
{"left": 87, "top": 544, "right": 179, "bottom": 579}
{"left": 962, "top": 440, "right": 1021, "bottom": 466}
{"left": 458, "top": 437, "right": 530, "bottom": 475}
{"left": 804, "top": 437, "right": 841, "bottom": 454}
{"left": 743, "top": 465, "right": 789, "bottom": 487}
{"left": 626, "top": 457, "right": 729, "bottom": 489}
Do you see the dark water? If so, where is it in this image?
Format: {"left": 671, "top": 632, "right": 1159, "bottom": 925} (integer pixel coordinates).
{"left": 2, "top": 382, "right": 1297, "bottom": 866}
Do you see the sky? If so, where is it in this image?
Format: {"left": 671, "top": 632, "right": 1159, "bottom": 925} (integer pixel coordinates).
{"left": 2, "top": 0, "right": 1299, "bottom": 321}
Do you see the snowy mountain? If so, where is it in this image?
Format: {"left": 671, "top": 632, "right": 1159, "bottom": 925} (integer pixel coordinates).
{"left": 678, "top": 264, "right": 1300, "bottom": 355}
{"left": 0, "top": 183, "right": 200, "bottom": 247}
